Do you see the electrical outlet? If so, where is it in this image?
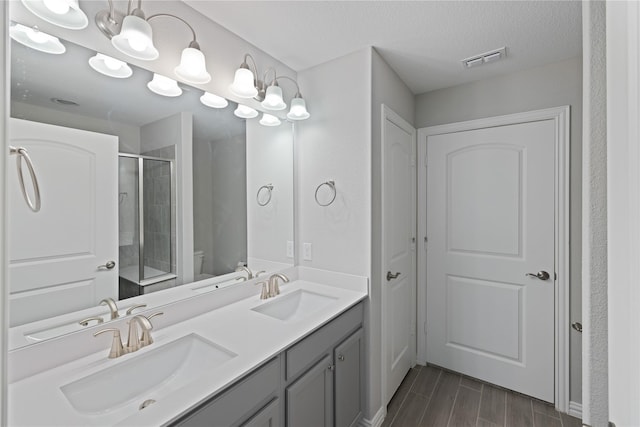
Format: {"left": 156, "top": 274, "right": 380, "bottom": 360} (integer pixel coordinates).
{"left": 303, "top": 243, "right": 312, "bottom": 261}
{"left": 286, "top": 241, "right": 294, "bottom": 258}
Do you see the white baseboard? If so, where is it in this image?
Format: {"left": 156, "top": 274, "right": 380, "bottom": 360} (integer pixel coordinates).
{"left": 359, "top": 406, "right": 386, "bottom": 427}
{"left": 568, "top": 401, "right": 583, "bottom": 419}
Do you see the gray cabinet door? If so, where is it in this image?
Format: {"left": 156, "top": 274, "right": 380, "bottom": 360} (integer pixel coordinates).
{"left": 334, "top": 328, "right": 363, "bottom": 427}
{"left": 286, "top": 354, "right": 334, "bottom": 427}
{"left": 241, "top": 398, "right": 280, "bottom": 427}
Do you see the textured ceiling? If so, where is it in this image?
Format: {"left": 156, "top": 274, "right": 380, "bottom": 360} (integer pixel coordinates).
{"left": 184, "top": 0, "right": 582, "bottom": 94}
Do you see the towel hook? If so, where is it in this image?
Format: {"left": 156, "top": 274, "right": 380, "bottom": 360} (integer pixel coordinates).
{"left": 9, "top": 146, "right": 41, "bottom": 212}
{"left": 256, "top": 184, "right": 274, "bottom": 206}
{"left": 315, "top": 180, "right": 336, "bottom": 207}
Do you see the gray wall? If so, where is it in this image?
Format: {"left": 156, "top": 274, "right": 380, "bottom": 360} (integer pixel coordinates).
{"left": 415, "top": 56, "right": 583, "bottom": 404}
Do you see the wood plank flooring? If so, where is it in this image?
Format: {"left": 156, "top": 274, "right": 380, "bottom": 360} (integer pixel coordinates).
{"left": 382, "top": 365, "right": 582, "bottom": 427}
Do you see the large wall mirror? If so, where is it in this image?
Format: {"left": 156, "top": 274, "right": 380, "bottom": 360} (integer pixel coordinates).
{"left": 6, "top": 2, "right": 295, "bottom": 349}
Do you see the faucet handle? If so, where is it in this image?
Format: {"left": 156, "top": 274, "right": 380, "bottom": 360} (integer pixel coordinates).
{"left": 94, "top": 328, "right": 125, "bottom": 359}
{"left": 255, "top": 281, "right": 269, "bottom": 299}
{"left": 125, "top": 304, "right": 147, "bottom": 315}
{"left": 79, "top": 316, "right": 104, "bottom": 327}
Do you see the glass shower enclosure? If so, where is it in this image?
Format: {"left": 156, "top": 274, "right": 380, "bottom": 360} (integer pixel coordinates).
{"left": 118, "top": 153, "right": 176, "bottom": 299}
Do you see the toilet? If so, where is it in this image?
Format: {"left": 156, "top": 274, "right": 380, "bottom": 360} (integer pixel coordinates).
{"left": 194, "top": 250, "right": 205, "bottom": 276}
{"left": 193, "top": 250, "right": 213, "bottom": 280}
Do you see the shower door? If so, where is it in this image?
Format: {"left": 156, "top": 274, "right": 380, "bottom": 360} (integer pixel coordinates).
{"left": 118, "top": 154, "right": 175, "bottom": 289}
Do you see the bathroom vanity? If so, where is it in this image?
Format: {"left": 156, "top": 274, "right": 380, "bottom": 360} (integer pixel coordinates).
{"left": 7, "top": 269, "right": 368, "bottom": 426}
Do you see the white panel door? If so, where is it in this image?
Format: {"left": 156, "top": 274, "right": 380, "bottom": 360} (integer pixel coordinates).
{"left": 8, "top": 118, "right": 118, "bottom": 327}
{"left": 426, "top": 120, "right": 555, "bottom": 402}
{"left": 382, "top": 107, "right": 416, "bottom": 404}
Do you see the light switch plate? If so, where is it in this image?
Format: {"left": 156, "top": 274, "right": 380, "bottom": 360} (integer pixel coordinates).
{"left": 286, "top": 241, "right": 294, "bottom": 258}
{"left": 303, "top": 243, "right": 312, "bottom": 261}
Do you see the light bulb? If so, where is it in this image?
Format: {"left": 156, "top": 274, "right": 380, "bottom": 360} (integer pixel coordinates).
{"left": 43, "top": 0, "right": 70, "bottom": 15}
{"left": 259, "top": 113, "right": 281, "bottom": 127}
{"left": 262, "top": 85, "right": 286, "bottom": 111}
{"left": 127, "top": 33, "right": 147, "bottom": 52}
{"left": 147, "top": 74, "right": 182, "bottom": 97}
{"left": 287, "top": 97, "right": 310, "bottom": 121}
{"left": 229, "top": 67, "right": 258, "bottom": 98}
{"left": 25, "top": 27, "right": 49, "bottom": 44}
{"left": 200, "top": 92, "right": 228, "bottom": 109}
{"left": 234, "top": 104, "right": 258, "bottom": 119}
{"left": 103, "top": 56, "right": 122, "bottom": 70}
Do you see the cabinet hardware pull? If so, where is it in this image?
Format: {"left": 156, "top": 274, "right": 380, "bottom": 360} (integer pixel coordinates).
{"left": 338, "top": 354, "right": 345, "bottom": 361}
{"left": 328, "top": 364, "right": 335, "bottom": 371}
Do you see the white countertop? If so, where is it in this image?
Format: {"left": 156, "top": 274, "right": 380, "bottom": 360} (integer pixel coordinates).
{"left": 8, "top": 274, "right": 367, "bottom": 426}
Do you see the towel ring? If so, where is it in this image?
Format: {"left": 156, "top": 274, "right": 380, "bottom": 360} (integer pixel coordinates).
{"left": 256, "top": 184, "right": 274, "bottom": 206}
{"left": 315, "top": 180, "right": 336, "bottom": 207}
{"left": 9, "top": 146, "right": 41, "bottom": 212}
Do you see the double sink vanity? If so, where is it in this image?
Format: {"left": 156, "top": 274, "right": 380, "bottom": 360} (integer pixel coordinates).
{"left": 7, "top": 268, "right": 368, "bottom": 426}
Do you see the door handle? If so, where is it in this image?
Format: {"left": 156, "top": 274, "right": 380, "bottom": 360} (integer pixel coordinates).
{"left": 98, "top": 261, "right": 116, "bottom": 270}
{"left": 525, "top": 271, "right": 550, "bottom": 281}
{"left": 386, "top": 271, "right": 401, "bottom": 281}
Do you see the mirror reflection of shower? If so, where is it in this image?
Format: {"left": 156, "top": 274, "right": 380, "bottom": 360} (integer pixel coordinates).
{"left": 118, "top": 153, "right": 176, "bottom": 299}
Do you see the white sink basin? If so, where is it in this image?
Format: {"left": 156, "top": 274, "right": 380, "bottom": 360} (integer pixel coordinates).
{"left": 61, "top": 333, "right": 237, "bottom": 414}
{"left": 251, "top": 289, "right": 338, "bottom": 322}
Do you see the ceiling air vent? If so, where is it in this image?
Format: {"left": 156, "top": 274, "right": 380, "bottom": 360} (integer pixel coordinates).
{"left": 462, "top": 47, "right": 507, "bottom": 69}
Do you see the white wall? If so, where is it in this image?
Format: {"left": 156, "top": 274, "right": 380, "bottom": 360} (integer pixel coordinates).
{"left": 296, "top": 49, "right": 372, "bottom": 276}
{"left": 582, "top": 2, "right": 608, "bottom": 425}
{"left": 246, "top": 121, "right": 294, "bottom": 267}
{"left": 11, "top": 101, "right": 140, "bottom": 153}
{"left": 415, "top": 56, "right": 584, "bottom": 405}
{"left": 607, "top": 2, "right": 640, "bottom": 425}
{"left": 1, "top": 3, "right": 8, "bottom": 423}
{"left": 141, "top": 113, "right": 193, "bottom": 285}
{"left": 370, "top": 49, "right": 415, "bottom": 421}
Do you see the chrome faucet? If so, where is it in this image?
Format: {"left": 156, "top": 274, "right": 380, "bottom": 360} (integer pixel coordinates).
{"left": 235, "top": 265, "right": 253, "bottom": 280}
{"left": 126, "top": 315, "right": 153, "bottom": 353}
{"left": 100, "top": 297, "right": 119, "bottom": 320}
{"left": 268, "top": 273, "right": 289, "bottom": 298}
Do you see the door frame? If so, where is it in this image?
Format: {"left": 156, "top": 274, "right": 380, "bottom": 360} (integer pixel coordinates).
{"left": 381, "top": 104, "right": 417, "bottom": 406}
{"left": 416, "top": 106, "right": 570, "bottom": 412}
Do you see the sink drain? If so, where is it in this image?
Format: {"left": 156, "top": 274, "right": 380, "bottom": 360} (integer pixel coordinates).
{"left": 139, "top": 399, "right": 156, "bottom": 410}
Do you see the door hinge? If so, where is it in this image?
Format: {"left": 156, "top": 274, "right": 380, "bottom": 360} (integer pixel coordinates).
{"left": 410, "top": 155, "right": 416, "bottom": 167}
{"left": 424, "top": 321, "right": 428, "bottom": 334}
{"left": 424, "top": 236, "right": 428, "bottom": 251}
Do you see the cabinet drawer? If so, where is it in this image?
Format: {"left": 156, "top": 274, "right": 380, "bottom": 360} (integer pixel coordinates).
{"left": 285, "top": 303, "right": 363, "bottom": 381}
{"left": 172, "top": 357, "right": 280, "bottom": 427}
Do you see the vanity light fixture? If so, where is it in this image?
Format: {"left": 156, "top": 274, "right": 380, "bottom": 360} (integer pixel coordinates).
{"left": 270, "top": 75, "right": 310, "bottom": 121}
{"left": 200, "top": 92, "right": 228, "bottom": 109}
{"left": 147, "top": 73, "right": 182, "bottom": 97}
{"left": 9, "top": 23, "right": 65, "bottom": 54}
{"left": 20, "top": 0, "right": 88, "bottom": 30}
{"left": 234, "top": 104, "right": 258, "bottom": 119}
{"left": 111, "top": 9, "right": 159, "bottom": 61}
{"left": 230, "top": 54, "right": 260, "bottom": 99}
{"left": 259, "top": 113, "right": 281, "bottom": 127}
{"left": 89, "top": 53, "right": 133, "bottom": 78}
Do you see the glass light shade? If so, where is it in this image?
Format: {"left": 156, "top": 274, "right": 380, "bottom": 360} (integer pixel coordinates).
{"left": 229, "top": 68, "right": 258, "bottom": 98}
{"left": 174, "top": 47, "right": 211, "bottom": 84}
{"left": 147, "top": 74, "right": 182, "bottom": 97}
{"left": 21, "top": 0, "right": 88, "bottom": 29}
{"left": 261, "top": 85, "right": 287, "bottom": 111}
{"left": 88, "top": 53, "right": 133, "bottom": 78}
{"left": 259, "top": 113, "right": 282, "bottom": 127}
{"left": 234, "top": 104, "right": 258, "bottom": 119}
{"left": 287, "top": 97, "right": 310, "bottom": 120}
{"left": 200, "top": 92, "right": 228, "bottom": 109}
{"left": 112, "top": 15, "right": 159, "bottom": 61}
{"left": 10, "top": 23, "right": 65, "bottom": 54}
